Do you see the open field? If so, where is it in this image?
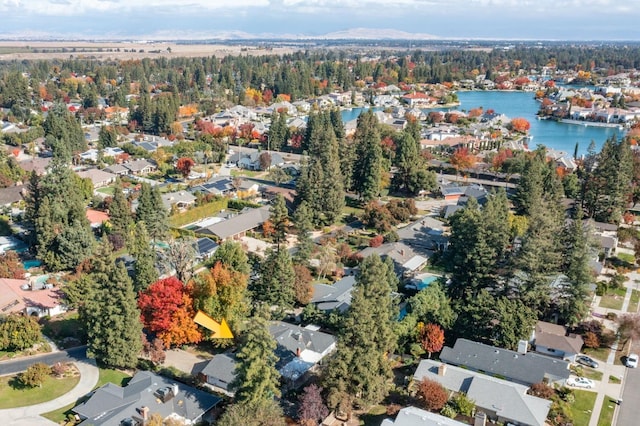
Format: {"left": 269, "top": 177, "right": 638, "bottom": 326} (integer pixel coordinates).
{"left": 0, "top": 41, "right": 299, "bottom": 61}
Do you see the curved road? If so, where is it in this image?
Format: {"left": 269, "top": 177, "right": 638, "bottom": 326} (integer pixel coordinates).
{"left": 0, "top": 347, "right": 99, "bottom": 426}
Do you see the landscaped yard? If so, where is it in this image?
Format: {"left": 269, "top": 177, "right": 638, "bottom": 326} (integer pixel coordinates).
{"left": 597, "top": 395, "right": 617, "bottom": 426}
{"left": 168, "top": 198, "right": 228, "bottom": 228}
{"left": 608, "top": 375, "right": 622, "bottom": 384}
{"left": 41, "top": 368, "right": 131, "bottom": 424}
{"left": 571, "top": 365, "right": 603, "bottom": 381}
{"left": 0, "top": 368, "right": 80, "bottom": 409}
{"left": 95, "top": 186, "right": 115, "bottom": 196}
{"left": 628, "top": 289, "right": 640, "bottom": 313}
{"left": 583, "top": 346, "right": 611, "bottom": 362}
{"left": 569, "top": 389, "right": 597, "bottom": 426}
{"left": 41, "top": 313, "right": 86, "bottom": 348}
{"left": 599, "top": 287, "right": 627, "bottom": 310}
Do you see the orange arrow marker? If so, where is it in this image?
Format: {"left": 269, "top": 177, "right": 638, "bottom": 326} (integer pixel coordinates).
{"left": 194, "top": 310, "right": 234, "bottom": 339}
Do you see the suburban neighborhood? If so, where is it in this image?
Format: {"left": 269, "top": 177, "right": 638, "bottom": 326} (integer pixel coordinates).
{"left": 2, "top": 37, "right": 640, "bottom": 426}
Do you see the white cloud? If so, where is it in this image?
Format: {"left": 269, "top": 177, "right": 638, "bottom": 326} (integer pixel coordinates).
{"left": 1, "top": 0, "right": 270, "bottom": 15}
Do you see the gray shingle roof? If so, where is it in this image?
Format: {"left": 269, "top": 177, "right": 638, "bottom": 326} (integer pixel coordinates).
{"left": 381, "top": 406, "right": 468, "bottom": 426}
{"left": 200, "top": 352, "right": 237, "bottom": 391}
{"left": 195, "top": 206, "right": 270, "bottom": 239}
{"left": 413, "top": 360, "right": 551, "bottom": 426}
{"left": 311, "top": 275, "right": 356, "bottom": 312}
{"left": 74, "top": 370, "right": 220, "bottom": 426}
{"left": 440, "top": 338, "right": 571, "bottom": 385}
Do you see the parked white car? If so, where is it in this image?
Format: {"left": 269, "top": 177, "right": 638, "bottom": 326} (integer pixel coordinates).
{"left": 566, "top": 377, "right": 595, "bottom": 389}
{"left": 626, "top": 353, "right": 639, "bottom": 368}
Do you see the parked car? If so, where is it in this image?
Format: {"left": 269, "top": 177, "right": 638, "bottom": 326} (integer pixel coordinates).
{"left": 576, "top": 355, "right": 599, "bottom": 369}
{"left": 566, "top": 377, "right": 595, "bottom": 389}
{"left": 626, "top": 353, "right": 639, "bottom": 368}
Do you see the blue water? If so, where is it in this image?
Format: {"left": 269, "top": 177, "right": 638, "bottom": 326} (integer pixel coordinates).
{"left": 418, "top": 275, "right": 438, "bottom": 291}
{"left": 455, "top": 91, "right": 622, "bottom": 156}
{"left": 342, "top": 92, "right": 622, "bottom": 156}
{"left": 23, "top": 259, "right": 42, "bottom": 270}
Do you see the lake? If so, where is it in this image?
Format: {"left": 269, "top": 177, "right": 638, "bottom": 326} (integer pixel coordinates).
{"left": 341, "top": 91, "right": 623, "bottom": 156}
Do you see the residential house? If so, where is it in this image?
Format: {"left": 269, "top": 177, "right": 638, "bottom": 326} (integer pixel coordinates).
{"left": 161, "top": 191, "right": 197, "bottom": 211}
{"left": 123, "top": 159, "right": 156, "bottom": 175}
{"left": 77, "top": 169, "right": 117, "bottom": 189}
{"left": 396, "top": 216, "right": 449, "bottom": 254}
{"left": 381, "top": 406, "right": 469, "bottom": 426}
{"left": 194, "top": 237, "right": 219, "bottom": 261}
{"left": 194, "top": 206, "right": 271, "bottom": 241}
{"left": 0, "top": 185, "right": 25, "bottom": 207}
{"left": 103, "top": 163, "right": 129, "bottom": 176}
{"left": 190, "top": 176, "right": 236, "bottom": 197}
{"left": 202, "top": 322, "right": 336, "bottom": 391}
{"left": 413, "top": 360, "right": 551, "bottom": 426}
{"left": 19, "top": 157, "right": 51, "bottom": 175}
{"left": 72, "top": 370, "right": 221, "bottom": 426}
{"left": 531, "top": 321, "right": 584, "bottom": 362}
{"left": 0, "top": 277, "right": 67, "bottom": 317}
{"left": 310, "top": 275, "right": 356, "bottom": 313}
{"left": 401, "top": 92, "right": 432, "bottom": 107}
{"left": 439, "top": 338, "right": 571, "bottom": 386}
{"left": 200, "top": 352, "right": 237, "bottom": 396}
{"left": 86, "top": 209, "right": 110, "bottom": 228}
{"left": 359, "top": 242, "right": 428, "bottom": 277}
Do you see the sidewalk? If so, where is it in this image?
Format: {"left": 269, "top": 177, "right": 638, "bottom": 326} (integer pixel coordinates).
{"left": 587, "top": 271, "right": 637, "bottom": 426}
{"left": 0, "top": 358, "right": 99, "bottom": 425}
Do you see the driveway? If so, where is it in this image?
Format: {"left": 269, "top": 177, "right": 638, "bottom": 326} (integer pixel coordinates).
{"left": 163, "top": 349, "right": 212, "bottom": 376}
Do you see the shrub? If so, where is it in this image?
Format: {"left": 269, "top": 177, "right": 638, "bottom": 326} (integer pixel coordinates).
{"left": 450, "top": 392, "right": 475, "bottom": 417}
{"left": 369, "top": 235, "right": 384, "bottom": 248}
{"left": 440, "top": 404, "right": 457, "bottom": 419}
{"left": 417, "top": 378, "right": 449, "bottom": 411}
{"left": 583, "top": 331, "right": 600, "bottom": 349}
{"left": 528, "top": 382, "right": 555, "bottom": 400}
{"left": 20, "top": 363, "right": 51, "bottom": 387}
{"left": 51, "top": 362, "right": 68, "bottom": 378}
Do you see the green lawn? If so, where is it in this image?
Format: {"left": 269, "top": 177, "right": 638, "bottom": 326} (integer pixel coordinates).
{"left": 617, "top": 253, "right": 636, "bottom": 264}
{"left": 608, "top": 375, "right": 622, "bottom": 384}
{"left": 41, "top": 368, "right": 131, "bottom": 424}
{"left": 169, "top": 198, "right": 228, "bottom": 228}
{"left": 628, "top": 289, "right": 640, "bottom": 313}
{"left": 597, "top": 395, "right": 617, "bottom": 426}
{"left": 569, "top": 389, "right": 597, "bottom": 426}
{"left": 599, "top": 287, "right": 627, "bottom": 310}
{"left": 0, "top": 372, "right": 80, "bottom": 409}
{"left": 571, "top": 365, "right": 603, "bottom": 381}
{"left": 583, "top": 346, "right": 611, "bottom": 362}
{"left": 95, "top": 186, "right": 115, "bottom": 195}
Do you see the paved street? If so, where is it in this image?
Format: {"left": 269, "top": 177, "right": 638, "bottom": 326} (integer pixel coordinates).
{"left": 0, "top": 346, "right": 87, "bottom": 376}
{"left": 617, "top": 367, "right": 640, "bottom": 426}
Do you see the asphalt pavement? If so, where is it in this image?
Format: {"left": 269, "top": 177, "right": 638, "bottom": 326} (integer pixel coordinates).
{"left": 616, "top": 365, "right": 640, "bottom": 425}
{"left": 0, "top": 346, "right": 87, "bottom": 377}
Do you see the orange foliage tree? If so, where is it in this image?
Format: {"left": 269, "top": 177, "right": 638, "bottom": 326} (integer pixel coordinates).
{"left": 450, "top": 147, "right": 477, "bottom": 175}
{"left": 418, "top": 322, "right": 445, "bottom": 358}
{"left": 417, "top": 379, "right": 449, "bottom": 411}
{"left": 510, "top": 117, "right": 531, "bottom": 133}
{"left": 138, "top": 277, "right": 202, "bottom": 347}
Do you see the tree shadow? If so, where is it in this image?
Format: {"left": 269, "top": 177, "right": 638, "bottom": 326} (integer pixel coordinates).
{"left": 8, "top": 375, "right": 29, "bottom": 390}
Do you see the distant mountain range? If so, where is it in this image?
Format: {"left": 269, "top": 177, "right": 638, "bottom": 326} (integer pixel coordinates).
{"left": 0, "top": 28, "right": 440, "bottom": 41}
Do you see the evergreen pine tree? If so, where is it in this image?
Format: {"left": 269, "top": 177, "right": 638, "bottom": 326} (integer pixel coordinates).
{"left": 256, "top": 248, "right": 296, "bottom": 308}
{"left": 293, "top": 201, "right": 314, "bottom": 263}
{"left": 352, "top": 110, "right": 383, "bottom": 201}
{"left": 136, "top": 183, "right": 168, "bottom": 241}
{"left": 109, "top": 179, "right": 133, "bottom": 237}
{"left": 230, "top": 307, "right": 281, "bottom": 404}
{"left": 270, "top": 194, "right": 289, "bottom": 249}
{"left": 85, "top": 243, "right": 143, "bottom": 368}
{"left": 130, "top": 222, "right": 158, "bottom": 293}
{"left": 324, "top": 255, "right": 396, "bottom": 409}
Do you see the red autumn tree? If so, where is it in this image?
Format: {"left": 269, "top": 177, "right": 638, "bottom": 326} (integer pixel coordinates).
{"left": 418, "top": 322, "right": 445, "bottom": 358}
{"left": 583, "top": 331, "right": 600, "bottom": 349}
{"left": 417, "top": 378, "right": 449, "bottom": 411}
{"left": 510, "top": 117, "right": 531, "bottom": 133}
{"left": 138, "top": 277, "right": 202, "bottom": 347}
{"left": 175, "top": 157, "right": 195, "bottom": 179}
{"left": 369, "top": 235, "right": 384, "bottom": 248}
{"left": 450, "top": 147, "right": 477, "bottom": 175}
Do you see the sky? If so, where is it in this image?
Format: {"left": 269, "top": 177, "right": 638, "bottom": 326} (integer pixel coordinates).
{"left": 1, "top": 0, "right": 639, "bottom": 40}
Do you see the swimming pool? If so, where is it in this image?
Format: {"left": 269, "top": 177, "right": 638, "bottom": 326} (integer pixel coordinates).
{"left": 23, "top": 259, "right": 43, "bottom": 270}
{"left": 417, "top": 275, "right": 439, "bottom": 290}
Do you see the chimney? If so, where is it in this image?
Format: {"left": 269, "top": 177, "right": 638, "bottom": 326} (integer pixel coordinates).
{"left": 438, "top": 363, "right": 447, "bottom": 376}
{"left": 296, "top": 347, "right": 301, "bottom": 357}
{"left": 517, "top": 340, "right": 528, "bottom": 355}
{"left": 172, "top": 384, "right": 179, "bottom": 397}
{"left": 474, "top": 411, "right": 487, "bottom": 426}
{"left": 140, "top": 406, "right": 149, "bottom": 420}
